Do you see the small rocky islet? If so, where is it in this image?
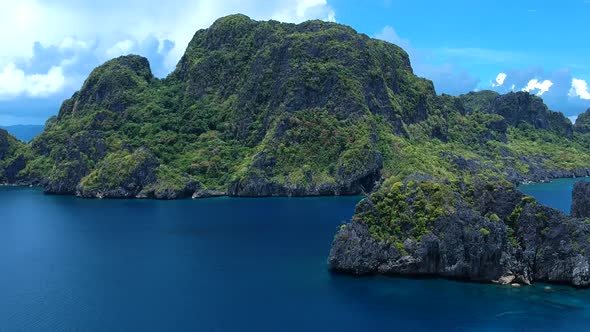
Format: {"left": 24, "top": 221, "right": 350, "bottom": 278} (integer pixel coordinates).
{"left": 2, "top": 14, "right": 590, "bottom": 288}
{"left": 329, "top": 177, "right": 590, "bottom": 287}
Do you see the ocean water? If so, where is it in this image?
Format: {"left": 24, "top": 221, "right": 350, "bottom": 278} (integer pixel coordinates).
{"left": 1, "top": 186, "right": 590, "bottom": 331}
{"left": 519, "top": 177, "right": 590, "bottom": 214}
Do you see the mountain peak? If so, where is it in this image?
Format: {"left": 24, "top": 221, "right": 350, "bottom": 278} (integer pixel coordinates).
{"left": 58, "top": 54, "right": 154, "bottom": 118}
{"left": 2, "top": 15, "right": 589, "bottom": 201}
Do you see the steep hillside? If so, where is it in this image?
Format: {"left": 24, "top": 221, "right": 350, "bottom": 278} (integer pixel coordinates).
{"left": 574, "top": 108, "right": 590, "bottom": 134}
{"left": 0, "top": 129, "right": 26, "bottom": 184}
{"left": 0, "top": 14, "right": 589, "bottom": 202}
{"left": 8, "top": 15, "right": 440, "bottom": 198}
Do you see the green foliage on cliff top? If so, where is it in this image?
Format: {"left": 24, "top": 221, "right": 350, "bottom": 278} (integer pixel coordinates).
{"left": 357, "top": 180, "right": 456, "bottom": 243}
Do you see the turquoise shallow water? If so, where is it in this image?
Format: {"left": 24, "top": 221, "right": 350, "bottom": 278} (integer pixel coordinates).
{"left": 1, "top": 185, "right": 590, "bottom": 331}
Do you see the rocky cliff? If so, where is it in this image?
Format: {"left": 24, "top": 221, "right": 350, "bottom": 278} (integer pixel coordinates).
{"left": 572, "top": 181, "right": 590, "bottom": 218}
{"left": 487, "top": 92, "right": 573, "bottom": 138}
{"left": 329, "top": 179, "right": 590, "bottom": 287}
{"left": 574, "top": 108, "right": 590, "bottom": 134}
{"left": 0, "top": 129, "right": 28, "bottom": 184}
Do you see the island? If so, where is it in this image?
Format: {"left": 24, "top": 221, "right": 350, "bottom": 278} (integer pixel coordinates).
{"left": 1, "top": 14, "right": 590, "bottom": 287}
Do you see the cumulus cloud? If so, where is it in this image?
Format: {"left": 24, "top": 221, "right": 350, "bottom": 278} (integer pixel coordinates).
{"left": 0, "top": 63, "right": 65, "bottom": 99}
{"left": 522, "top": 79, "right": 553, "bottom": 96}
{"left": 106, "top": 40, "right": 135, "bottom": 58}
{"left": 569, "top": 78, "right": 590, "bottom": 100}
{"left": 273, "top": 0, "right": 335, "bottom": 22}
{"left": 0, "top": 0, "right": 336, "bottom": 94}
{"left": 0, "top": 0, "right": 336, "bottom": 67}
{"left": 492, "top": 73, "right": 507, "bottom": 87}
{"left": 0, "top": 0, "right": 337, "bottom": 124}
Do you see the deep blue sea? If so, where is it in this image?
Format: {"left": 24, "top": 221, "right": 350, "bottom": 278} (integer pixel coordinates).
{"left": 1, "top": 183, "right": 590, "bottom": 331}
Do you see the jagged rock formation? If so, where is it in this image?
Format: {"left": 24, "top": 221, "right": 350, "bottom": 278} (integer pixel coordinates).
{"left": 574, "top": 108, "right": 590, "bottom": 134}
{"left": 329, "top": 179, "right": 590, "bottom": 287}
{"left": 488, "top": 92, "right": 573, "bottom": 138}
{"left": 571, "top": 181, "right": 590, "bottom": 218}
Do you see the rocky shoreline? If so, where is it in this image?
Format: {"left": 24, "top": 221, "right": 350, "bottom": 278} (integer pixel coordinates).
{"left": 328, "top": 178, "right": 590, "bottom": 288}
{"left": 12, "top": 164, "right": 589, "bottom": 200}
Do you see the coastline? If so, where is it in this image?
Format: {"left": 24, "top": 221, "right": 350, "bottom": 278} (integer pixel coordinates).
{"left": 328, "top": 174, "right": 590, "bottom": 289}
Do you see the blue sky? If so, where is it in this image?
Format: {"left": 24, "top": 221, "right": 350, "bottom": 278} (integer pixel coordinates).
{"left": 0, "top": 0, "right": 589, "bottom": 125}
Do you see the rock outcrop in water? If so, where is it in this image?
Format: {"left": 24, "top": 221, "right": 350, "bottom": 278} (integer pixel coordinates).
{"left": 572, "top": 181, "right": 590, "bottom": 218}
{"left": 329, "top": 179, "right": 590, "bottom": 288}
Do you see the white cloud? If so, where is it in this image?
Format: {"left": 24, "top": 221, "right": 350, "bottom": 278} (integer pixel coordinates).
{"left": 275, "top": 0, "right": 335, "bottom": 22}
{"left": 0, "top": 0, "right": 336, "bottom": 69}
{"left": 492, "top": 73, "right": 507, "bottom": 87}
{"left": 510, "top": 84, "right": 516, "bottom": 91}
{"left": 569, "top": 78, "right": 590, "bottom": 100}
{"left": 0, "top": 63, "right": 65, "bottom": 99}
{"left": 27, "top": 66, "right": 66, "bottom": 96}
{"left": 59, "top": 37, "right": 90, "bottom": 51}
{"left": 375, "top": 26, "right": 411, "bottom": 51}
{"left": 522, "top": 79, "right": 553, "bottom": 96}
{"left": 568, "top": 115, "right": 578, "bottom": 124}
{"left": 0, "top": 0, "right": 336, "bottom": 96}
{"left": 106, "top": 40, "right": 135, "bottom": 58}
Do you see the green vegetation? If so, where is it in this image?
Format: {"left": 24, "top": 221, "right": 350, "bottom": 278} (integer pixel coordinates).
{"left": 356, "top": 179, "right": 456, "bottom": 244}
{"left": 479, "top": 228, "right": 491, "bottom": 236}
{"left": 0, "top": 129, "right": 25, "bottom": 182}
{"left": 575, "top": 108, "right": 590, "bottom": 134}
{"left": 0, "top": 14, "right": 589, "bottom": 207}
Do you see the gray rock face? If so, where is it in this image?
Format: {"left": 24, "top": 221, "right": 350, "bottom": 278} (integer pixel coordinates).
{"left": 192, "top": 189, "right": 227, "bottom": 199}
{"left": 151, "top": 181, "right": 201, "bottom": 200}
{"left": 329, "top": 182, "right": 590, "bottom": 288}
{"left": 0, "top": 130, "right": 30, "bottom": 184}
{"left": 329, "top": 208, "right": 515, "bottom": 282}
{"left": 43, "top": 159, "right": 89, "bottom": 195}
{"left": 571, "top": 181, "right": 590, "bottom": 218}
{"left": 58, "top": 55, "right": 154, "bottom": 118}
{"left": 76, "top": 148, "right": 160, "bottom": 199}
{"left": 574, "top": 108, "right": 590, "bottom": 134}
{"left": 488, "top": 92, "right": 573, "bottom": 138}
{"left": 0, "top": 129, "right": 10, "bottom": 161}
{"left": 228, "top": 151, "right": 382, "bottom": 197}
{"left": 3, "top": 155, "right": 27, "bottom": 184}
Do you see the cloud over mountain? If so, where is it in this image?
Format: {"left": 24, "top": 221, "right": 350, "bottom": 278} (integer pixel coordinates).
{"left": 0, "top": 0, "right": 335, "bottom": 124}
{"left": 0, "top": 0, "right": 335, "bottom": 89}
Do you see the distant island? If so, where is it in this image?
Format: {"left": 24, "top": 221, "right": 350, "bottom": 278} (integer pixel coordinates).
{"left": 0, "top": 125, "right": 44, "bottom": 142}
{"left": 2, "top": 14, "right": 590, "bottom": 287}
